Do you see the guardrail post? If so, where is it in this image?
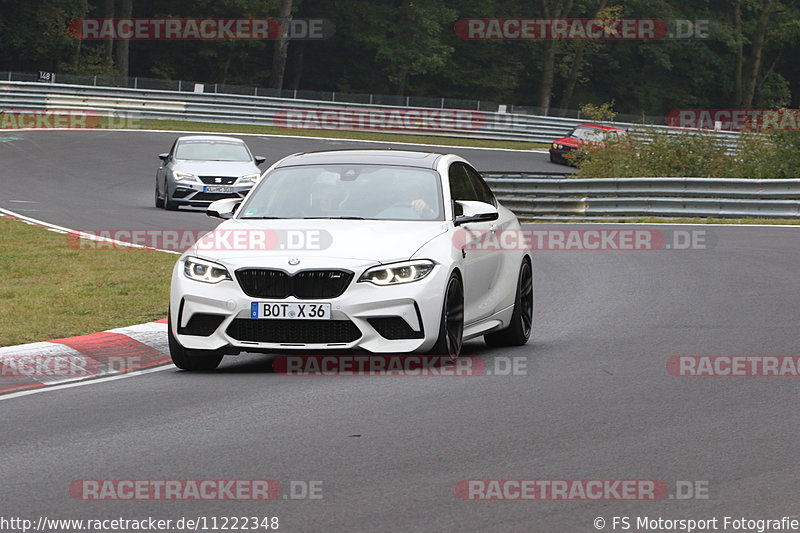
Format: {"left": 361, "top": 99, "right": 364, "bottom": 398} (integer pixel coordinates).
{"left": 332, "top": 92, "right": 336, "bottom": 102}
{"left": 405, "top": 96, "right": 409, "bottom": 106}
{"left": 178, "top": 80, "right": 182, "bottom": 91}
{"left": 134, "top": 77, "right": 138, "bottom": 89}
{"left": 293, "top": 89, "right": 297, "bottom": 99}
{"left": 214, "top": 83, "right": 218, "bottom": 93}
{"left": 369, "top": 94, "right": 373, "bottom": 104}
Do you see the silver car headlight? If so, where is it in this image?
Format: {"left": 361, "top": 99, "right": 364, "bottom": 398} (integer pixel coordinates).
{"left": 238, "top": 173, "right": 261, "bottom": 184}
{"left": 358, "top": 260, "right": 435, "bottom": 286}
{"left": 183, "top": 257, "right": 231, "bottom": 284}
{"left": 173, "top": 171, "right": 198, "bottom": 182}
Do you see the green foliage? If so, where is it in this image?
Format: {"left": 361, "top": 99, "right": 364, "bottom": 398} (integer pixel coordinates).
{"left": 580, "top": 100, "right": 618, "bottom": 122}
{"left": 375, "top": 1, "right": 457, "bottom": 93}
{"left": 574, "top": 128, "right": 800, "bottom": 179}
{"left": 1, "top": 0, "right": 799, "bottom": 112}
{"left": 724, "top": 130, "right": 800, "bottom": 178}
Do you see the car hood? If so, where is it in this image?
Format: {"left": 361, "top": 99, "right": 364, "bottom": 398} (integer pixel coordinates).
{"left": 553, "top": 136, "right": 584, "bottom": 147}
{"left": 187, "top": 218, "right": 450, "bottom": 265}
{"left": 171, "top": 160, "right": 260, "bottom": 177}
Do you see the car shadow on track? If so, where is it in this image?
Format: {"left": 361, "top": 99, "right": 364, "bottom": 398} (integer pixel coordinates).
{"left": 199, "top": 339, "right": 541, "bottom": 376}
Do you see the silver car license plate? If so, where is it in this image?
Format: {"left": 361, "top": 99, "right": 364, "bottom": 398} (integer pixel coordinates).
{"left": 204, "top": 185, "right": 234, "bottom": 193}
{"left": 250, "top": 302, "right": 331, "bottom": 320}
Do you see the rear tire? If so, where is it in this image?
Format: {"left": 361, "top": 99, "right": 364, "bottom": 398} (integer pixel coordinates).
{"left": 168, "top": 311, "right": 224, "bottom": 371}
{"left": 485, "top": 258, "right": 533, "bottom": 347}
{"left": 428, "top": 272, "right": 464, "bottom": 358}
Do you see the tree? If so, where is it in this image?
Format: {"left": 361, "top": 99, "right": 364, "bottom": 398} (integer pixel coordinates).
{"left": 375, "top": 0, "right": 457, "bottom": 95}
{"left": 114, "top": 0, "right": 133, "bottom": 79}
{"left": 538, "top": 0, "right": 574, "bottom": 114}
{"left": 269, "top": 0, "right": 293, "bottom": 90}
{"left": 741, "top": 0, "right": 775, "bottom": 106}
{"left": 557, "top": 1, "right": 611, "bottom": 115}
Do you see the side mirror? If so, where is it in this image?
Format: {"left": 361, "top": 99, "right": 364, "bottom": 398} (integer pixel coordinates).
{"left": 207, "top": 198, "right": 242, "bottom": 220}
{"left": 158, "top": 153, "right": 170, "bottom": 163}
{"left": 254, "top": 156, "right": 267, "bottom": 165}
{"left": 454, "top": 200, "right": 499, "bottom": 226}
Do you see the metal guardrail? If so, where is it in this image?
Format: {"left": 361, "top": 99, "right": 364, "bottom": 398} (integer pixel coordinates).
{"left": 0, "top": 81, "right": 743, "bottom": 147}
{"left": 0, "top": 70, "right": 670, "bottom": 122}
{"left": 482, "top": 176, "right": 800, "bottom": 219}
{"left": 2, "top": 81, "right": 782, "bottom": 219}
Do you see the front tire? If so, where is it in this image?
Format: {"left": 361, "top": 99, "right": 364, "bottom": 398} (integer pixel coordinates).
{"left": 163, "top": 180, "right": 178, "bottom": 211}
{"left": 155, "top": 180, "right": 164, "bottom": 208}
{"left": 485, "top": 258, "right": 533, "bottom": 347}
{"left": 428, "top": 272, "right": 464, "bottom": 358}
{"left": 168, "top": 312, "right": 224, "bottom": 371}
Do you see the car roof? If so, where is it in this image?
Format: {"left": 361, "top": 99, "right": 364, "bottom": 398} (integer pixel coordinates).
{"left": 176, "top": 135, "right": 246, "bottom": 143}
{"left": 274, "top": 150, "right": 444, "bottom": 169}
{"left": 575, "top": 124, "right": 627, "bottom": 132}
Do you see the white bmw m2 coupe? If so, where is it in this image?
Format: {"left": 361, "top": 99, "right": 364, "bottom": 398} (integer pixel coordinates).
{"left": 168, "top": 150, "right": 532, "bottom": 370}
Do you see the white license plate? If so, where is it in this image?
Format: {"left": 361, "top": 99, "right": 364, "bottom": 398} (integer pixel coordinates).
{"left": 204, "top": 185, "right": 234, "bottom": 193}
{"left": 250, "top": 302, "right": 331, "bottom": 320}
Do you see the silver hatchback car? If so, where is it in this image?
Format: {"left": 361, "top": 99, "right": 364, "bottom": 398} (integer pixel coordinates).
{"left": 155, "top": 135, "right": 267, "bottom": 210}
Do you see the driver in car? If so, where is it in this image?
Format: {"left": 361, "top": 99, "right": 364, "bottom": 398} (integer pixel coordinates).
{"left": 396, "top": 179, "right": 437, "bottom": 219}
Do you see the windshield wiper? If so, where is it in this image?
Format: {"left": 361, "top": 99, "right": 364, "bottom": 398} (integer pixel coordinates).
{"left": 240, "top": 216, "right": 281, "bottom": 219}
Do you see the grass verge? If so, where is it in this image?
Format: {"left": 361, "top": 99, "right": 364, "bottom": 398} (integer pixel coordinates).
{"left": 103, "top": 117, "right": 546, "bottom": 151}
{"left": 0, "top": 216, "right": 176, "bottom": 346}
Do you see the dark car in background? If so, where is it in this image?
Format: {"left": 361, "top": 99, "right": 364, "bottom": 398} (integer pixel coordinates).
{"left": 155, "top": 135, "right": 267, "bottom": 210}
{"left": 548, "top": 124, "right": 629, "bottom": 165}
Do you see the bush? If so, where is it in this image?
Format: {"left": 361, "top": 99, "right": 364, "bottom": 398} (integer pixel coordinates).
{"left": 573, "top": 128, "right": 800, "bottom": 179}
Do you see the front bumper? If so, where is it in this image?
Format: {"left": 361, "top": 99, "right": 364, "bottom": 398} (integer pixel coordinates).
{"left": 170, "top": 182, "right": 252, "bottom": 206}
{"left": 169, "top": 258, "right": 449, "bottom": 354}
{"left": 549, "top": 147, "right": 576, "bottom": 165}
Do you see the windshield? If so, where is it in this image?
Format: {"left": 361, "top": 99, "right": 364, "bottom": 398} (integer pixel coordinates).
{"left": 239, "top": 164, "right": 444, "bottom": 221}
{"left": 569, "top": 127, "right": 624, "bottom": 142}
{"left": 175, "top": 140, "right": 251, "bottom": 161}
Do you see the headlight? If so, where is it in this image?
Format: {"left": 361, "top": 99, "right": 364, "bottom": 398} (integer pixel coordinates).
{"left": 552, "top": 142, "right": 558, "bottom": 149}
{"left": 358, "top": 260, "right": 435, "bottom": 286}
{"left": 183, "top": 257, "right": 231, "bottom": 284}
{"left": 173, "top": 171, "right": 197, "bottom": 182}
{"left": 239, "top": 173, "right": 260, "bottom": 184}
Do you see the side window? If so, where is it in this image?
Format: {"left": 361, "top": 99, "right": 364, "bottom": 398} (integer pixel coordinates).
{"left": 448, "top": 163, "right": 479, "bottom": 218}
{"left": 448, "top": 163, "right": 478, "bottom": 202}
{"left": 464, "top": 165, "right": 497, "bottom": 206}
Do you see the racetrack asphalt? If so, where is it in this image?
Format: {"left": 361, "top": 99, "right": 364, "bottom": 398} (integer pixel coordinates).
{"left": 0, "top": 130, "right": 797, "bottom": 532}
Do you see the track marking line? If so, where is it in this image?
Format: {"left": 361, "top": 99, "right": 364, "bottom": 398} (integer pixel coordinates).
{"left": 0, "top": 364, "right": 174, "bottom": 402}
